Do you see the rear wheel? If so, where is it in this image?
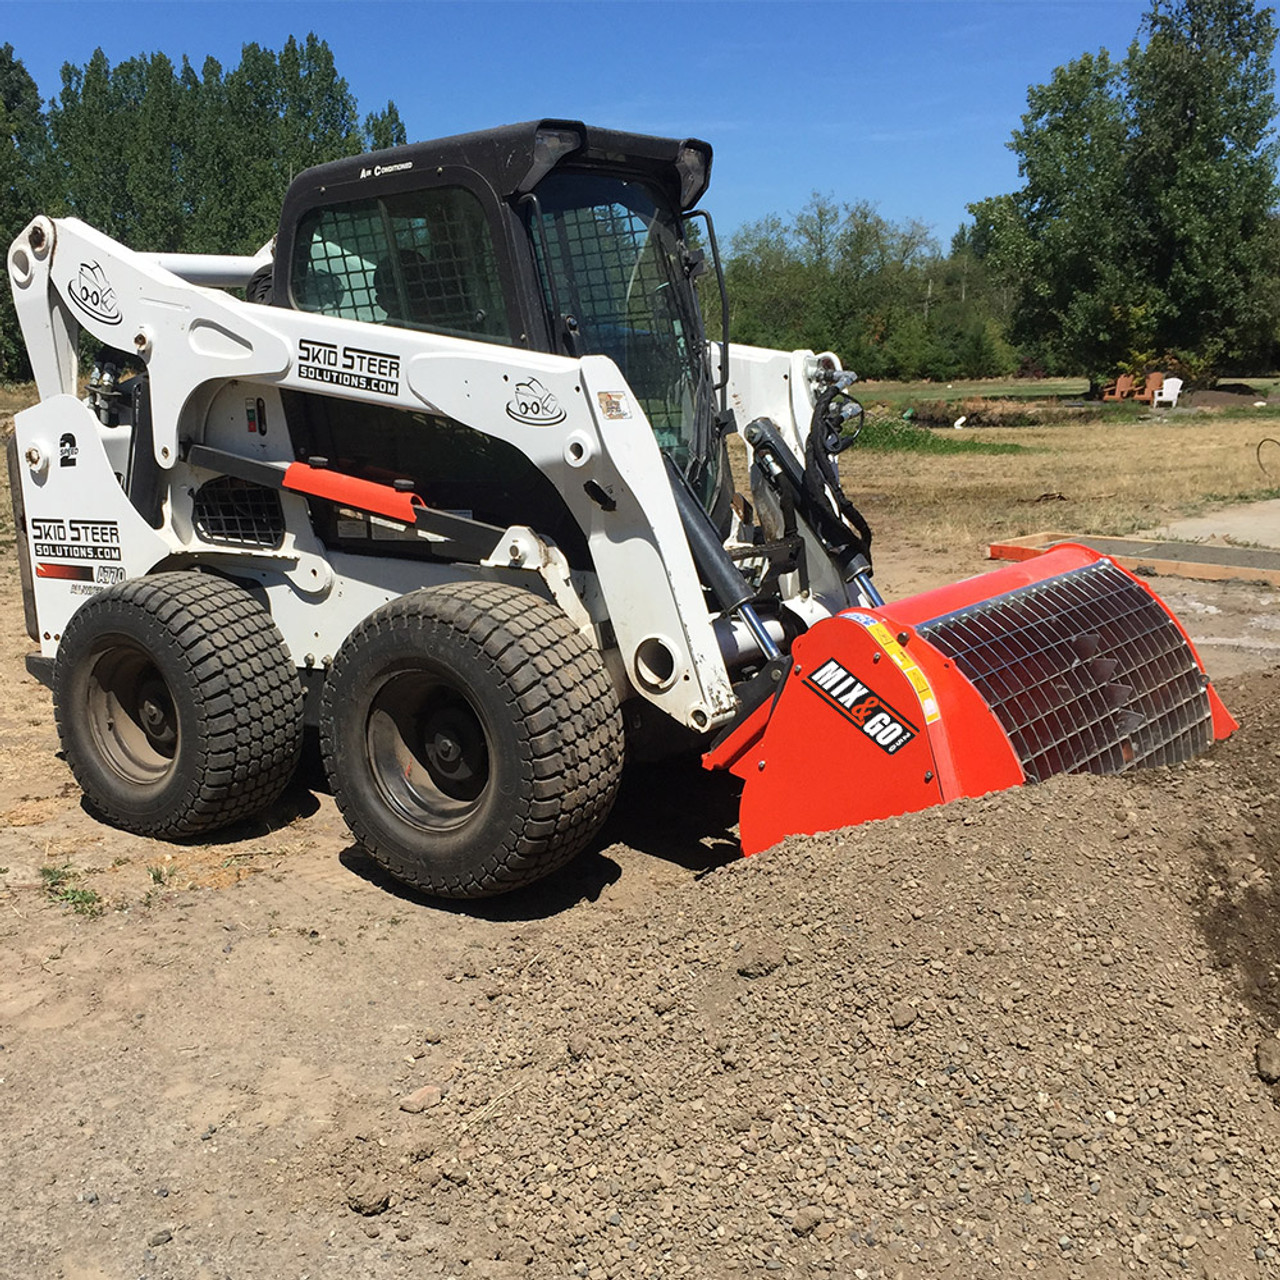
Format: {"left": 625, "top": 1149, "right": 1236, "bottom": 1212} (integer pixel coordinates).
{"left": 53, "top": 573, "right": 304, "bottom": 837}
{"left": 320, "top": 581, "right": 624, "bottom": 898}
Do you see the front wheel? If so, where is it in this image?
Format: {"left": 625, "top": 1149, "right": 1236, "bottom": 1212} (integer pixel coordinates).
{"left": 320, "top": 581, "right": 624, "bottom": 898}
{"left": 53, "top": 573, "right": 304, "bottom": 837}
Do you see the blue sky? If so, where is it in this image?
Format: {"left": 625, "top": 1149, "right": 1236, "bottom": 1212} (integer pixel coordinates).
{"left": 6, "top": 1, "right": 1265, "bottom": 250}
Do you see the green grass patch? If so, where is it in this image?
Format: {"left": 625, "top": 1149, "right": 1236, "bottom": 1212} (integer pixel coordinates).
{"left": 40, "top": 863, "right": 104, "bottom": 915}
{"left": 859, "top": 377, "right": 1088, "bottom": 407}
{"left": 1183, "top": 404, "right": 1280, "bottom": 422}
{"left": 40, "top": 864, "right": 72, "bottom": 889}
{"left": 55, "top": 886, "right": 103, "bottom": 916}
{"left": 852, "top": 415, "right": 1026, "bottom": 455}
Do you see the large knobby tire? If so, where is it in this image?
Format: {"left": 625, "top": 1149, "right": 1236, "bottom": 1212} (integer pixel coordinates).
{"left": 53, "top": 573, "right": 304, "bottom": 838}
{"left": 320, "top": 581, "right": 624, "bottom": 898}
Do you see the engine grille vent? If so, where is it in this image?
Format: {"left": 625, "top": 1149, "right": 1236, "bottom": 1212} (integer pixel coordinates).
{"left": 192, "top": 476, "right": 285, "bottom": 550}
{"left": 917, "top": 561, "right": 1212, "bottom": 782}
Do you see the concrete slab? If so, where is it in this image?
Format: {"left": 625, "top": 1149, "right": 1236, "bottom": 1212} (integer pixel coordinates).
{"left": 1151, "top": 497, "right": 1280, "bottom": 551}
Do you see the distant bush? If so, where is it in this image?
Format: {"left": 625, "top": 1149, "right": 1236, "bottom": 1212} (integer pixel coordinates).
{"left": 852, "top": 415, "right": 1025, "bottom": 454}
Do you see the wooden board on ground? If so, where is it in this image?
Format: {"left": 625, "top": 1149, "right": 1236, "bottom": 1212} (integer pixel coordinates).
{"left": 988, "top": 532, "right": 1280, "bottom": 587}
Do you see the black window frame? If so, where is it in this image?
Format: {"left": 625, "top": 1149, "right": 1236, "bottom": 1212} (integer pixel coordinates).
{"left": 275, "top": 165, "right": 534, "bottom": 349}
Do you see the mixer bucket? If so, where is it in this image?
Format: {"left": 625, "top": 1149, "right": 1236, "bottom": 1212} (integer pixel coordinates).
{"left": 705, "top": 544, "right": 1237, "bottom": 855}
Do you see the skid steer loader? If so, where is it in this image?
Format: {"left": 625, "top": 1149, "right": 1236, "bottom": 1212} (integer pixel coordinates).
{"left": 6, "top": 120, "right": 1236, "bottom": 897}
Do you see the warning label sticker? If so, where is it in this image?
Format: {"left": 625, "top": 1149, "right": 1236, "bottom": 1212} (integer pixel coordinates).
{"left": 840, "top": 612, "right": 941, "bottom": 724}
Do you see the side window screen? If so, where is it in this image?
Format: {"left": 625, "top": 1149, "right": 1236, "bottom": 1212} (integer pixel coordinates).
{"left": 292, "top": 187, "right": 511, "bottom": 344}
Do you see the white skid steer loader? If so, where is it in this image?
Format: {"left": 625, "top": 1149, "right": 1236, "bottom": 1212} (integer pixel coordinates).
{"left": 6, "top": 120, "right": 1235, "bottom": 898}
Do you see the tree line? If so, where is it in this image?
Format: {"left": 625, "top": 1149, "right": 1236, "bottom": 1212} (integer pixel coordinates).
{"left": 729, "top": 0, "right": 1280, "bottom": 389}
{"left": 3, "top": 2, "right": 1277, "bottom": 387}
{"left": 0, "top": 35, "right": 404, "bottom": 379}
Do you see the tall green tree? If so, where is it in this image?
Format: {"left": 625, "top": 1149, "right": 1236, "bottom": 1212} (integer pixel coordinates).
{"left": 725, "top": 194, "right": 1013, "bottom": 379}
{"left": 364, "top": 101, "right": 407, "bottom": 152}
{"left": 1127, "top": 0, "right": 1280, "bottom": 363}
{"left": 45, "top": 35, "right": 398, "bottom": 258}
{"left": 47, "top": 49, "right": 130, "bottom": 237}
{"left": 2, "top": 35, "right": 404, "bottom": 379}
{"left": 0, "top": 44, "right": 49, "bottom": 379}
{"left": 969, "top": 50, "right": 1139, "bottom": 378}
{"left": 974, "top": 0, "right": 1280, "bottom": 382}
{"left": 276, "top": 34, "right": 363, "bottom": 183}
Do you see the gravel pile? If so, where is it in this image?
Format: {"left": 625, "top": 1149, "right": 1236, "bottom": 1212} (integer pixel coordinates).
{"left": 323, "top": 671, "right": 1280, "bottom": 1279}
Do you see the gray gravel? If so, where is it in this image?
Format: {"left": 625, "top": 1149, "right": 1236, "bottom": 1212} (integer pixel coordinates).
{"left": 1, "top": 669, "right": 1275, "bottom": 1280}
{"left": 316, "top": 671, "right": 1280, "bottom": 1279}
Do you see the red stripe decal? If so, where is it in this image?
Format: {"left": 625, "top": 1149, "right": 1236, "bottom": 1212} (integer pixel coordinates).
{"left": 37, "top": 562, "right": 95, "bottom": 581}
{"left": 282, "top": 463, "right": 421, "bottom": 525}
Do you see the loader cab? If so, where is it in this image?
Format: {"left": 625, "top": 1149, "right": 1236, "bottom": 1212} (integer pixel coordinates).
{"left": 274, "top": 120, "right": 728, "bottom": 515}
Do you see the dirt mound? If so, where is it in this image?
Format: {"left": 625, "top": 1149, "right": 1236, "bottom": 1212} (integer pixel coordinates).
{"left": 9, "top": 673, "right": 1273, "bottom": 1279}
{"left": 294, "top": 669, "right": 1279, "bottom": 1280}
{"left": 1183, "top": 383, "right": 1274, "bottom": 409}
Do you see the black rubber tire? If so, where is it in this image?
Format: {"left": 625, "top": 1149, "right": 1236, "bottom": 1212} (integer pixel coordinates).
{"left": 320, "top": 581, "right": 624, "bottom": 898}
{"left": 53, "top": 573, "right": 304, "bottom": 837}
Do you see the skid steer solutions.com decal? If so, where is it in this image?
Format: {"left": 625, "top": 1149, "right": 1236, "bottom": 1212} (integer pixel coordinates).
{"left": 31, "top": 517, "right": 126, "bottom": 594}
{"left": 298, "top": 338, "right": 401, "bottom": 396}
{"left": 804, "top": 658, "right": 917, "bottom": 755}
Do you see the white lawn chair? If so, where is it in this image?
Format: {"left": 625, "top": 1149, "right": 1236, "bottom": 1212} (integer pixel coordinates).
{"left": 1153, "top": 376, "right": 1183, "bottom": 408}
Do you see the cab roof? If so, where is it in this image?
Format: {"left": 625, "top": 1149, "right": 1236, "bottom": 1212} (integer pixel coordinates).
{"left": 280, "top": 118, "right": 714, "bottom": 217}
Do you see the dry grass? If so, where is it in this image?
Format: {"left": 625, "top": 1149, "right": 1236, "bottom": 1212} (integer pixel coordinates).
{"left": 848, "top": 416, "right": 1280, "bottom": 554}
{"left": 0, "top": 381, "right": 36, "bottom": 421}
{"left": 5, "top": 378, "right": 1278, "bottom": 561}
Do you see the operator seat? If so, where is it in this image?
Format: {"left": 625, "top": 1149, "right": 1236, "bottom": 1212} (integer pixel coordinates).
{"left": 374, "top": 247, "right": 434, "bottom": 325}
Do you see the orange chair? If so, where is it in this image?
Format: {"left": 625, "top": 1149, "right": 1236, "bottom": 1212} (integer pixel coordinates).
{"left": 1134, "top": 372, "right": 1165, "bottom": 404}
{"left": 1102, "top": 374, "right": 1136, "bottom": 401}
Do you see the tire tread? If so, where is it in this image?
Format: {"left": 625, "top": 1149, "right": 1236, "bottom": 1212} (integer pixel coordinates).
{"left": 54, "top": 573, "right": 303, "bottom": 837}
{"left": 320, "top": 581, "right": 623, "bottom": 898}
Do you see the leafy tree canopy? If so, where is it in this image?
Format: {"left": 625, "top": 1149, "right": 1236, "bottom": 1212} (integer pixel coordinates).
{"left": 0, "top": 36, "right": 404, "bottom": 379}
{"left": 971, "top": 0, "right": 1280, "bottom": 382}
{"left": 725, "top": 193, "right": 1015, "bottom": 381}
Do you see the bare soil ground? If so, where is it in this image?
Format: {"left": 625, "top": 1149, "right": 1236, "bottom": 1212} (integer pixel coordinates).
{"left": 2, "top": 394, "right": 1279, "bottom": 1280}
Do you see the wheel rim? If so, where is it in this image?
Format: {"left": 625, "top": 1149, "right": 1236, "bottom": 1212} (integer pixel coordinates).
{"left": 366, "top": 669, "right": 492, "bottom": 832}
{"left": 85, "top": 642, "right": 180, "bottom": 786}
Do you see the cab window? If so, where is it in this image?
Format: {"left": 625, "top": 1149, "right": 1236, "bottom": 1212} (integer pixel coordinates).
{"left": 291, "top": 186, "right": 511, "bottom": 344}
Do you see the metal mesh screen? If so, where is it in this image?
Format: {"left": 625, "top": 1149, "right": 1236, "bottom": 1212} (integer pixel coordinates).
{"left": 916, "top": 561, "right": 1212, "bottom": 781}
{"left": 292, "top": 189, "right": 509, "bottom": 341}
{"left": 293, "top": 203, "right": 384, "bottom": 321}
{"left": 533, "top": 181, "right": 692, "bottom": 445}
{"left": 193, "top": 478, "right": 285, "bottom": 550}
